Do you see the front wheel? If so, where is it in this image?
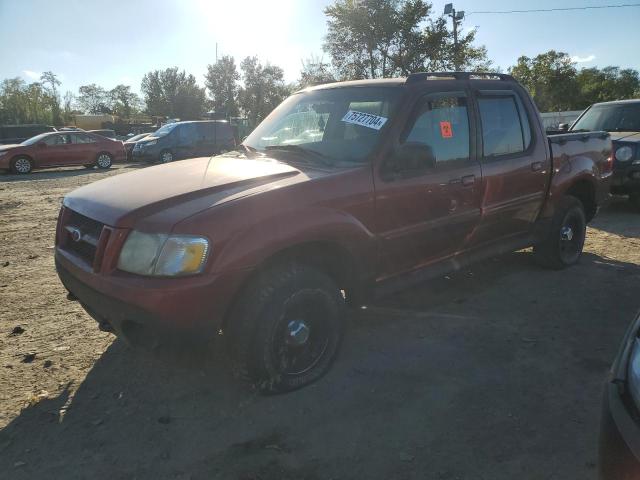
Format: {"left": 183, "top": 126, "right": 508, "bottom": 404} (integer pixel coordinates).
{"left": 227, "top": 263, "right": 346, "bottom": 394}
{"left": 159, "top": 150, "right": 173, "bottom": 163}
{"left": 534, "top": 196, "right": 586, "bottom": 269}
{"left": 96, "top": 153, "right": 112, "bottom": 169}
{"left": 11, "top": 156, "right": 33, "bottom": 174}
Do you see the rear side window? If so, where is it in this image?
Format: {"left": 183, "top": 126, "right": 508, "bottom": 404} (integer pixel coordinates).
{"left": 404, "top": 94, "right": 470, "bottom": 164}
{"left": 478, "top": 96, "right": 531, "bottom": 157}
{"left": 72, "top": 133, "right": 97, "bottom": 144}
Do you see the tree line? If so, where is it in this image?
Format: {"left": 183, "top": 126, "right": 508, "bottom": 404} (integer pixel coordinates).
{"left": 1, "top": 0, "right": 639, "bottom": 128}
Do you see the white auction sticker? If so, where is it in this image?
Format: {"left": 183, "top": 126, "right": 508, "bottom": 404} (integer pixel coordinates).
{"left": 341, "top": 110, "right": 388, "bottom": 130}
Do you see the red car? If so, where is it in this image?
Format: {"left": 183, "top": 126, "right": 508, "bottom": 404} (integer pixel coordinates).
{"left": 0, "top": 131, "right": 126, "bottom": 174}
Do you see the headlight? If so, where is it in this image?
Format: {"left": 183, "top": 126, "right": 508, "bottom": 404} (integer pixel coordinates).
{"left": 615, "top": 145, "right": 634, "bottom": 162}
{"left": 628, "top": 336, "right": 640, "bottom": 408}
{"left": 144, "top": 140, "right": 158, "bottom": 147}
{"left": 117, "top": 231, "right": 209, "bottom": 276}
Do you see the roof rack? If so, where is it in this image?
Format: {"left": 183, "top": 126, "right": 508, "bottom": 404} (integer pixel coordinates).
{"left": 405, "top": 72, "right": 515, "bottom": 84}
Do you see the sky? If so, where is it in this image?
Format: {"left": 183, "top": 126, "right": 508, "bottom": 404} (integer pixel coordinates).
{"left": 0, "top": 0, "right": 639, "bottom": 96}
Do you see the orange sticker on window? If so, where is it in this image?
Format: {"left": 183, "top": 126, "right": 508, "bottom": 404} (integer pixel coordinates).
{"left": 440, "top": 121, "right": 453, "bottom": 138}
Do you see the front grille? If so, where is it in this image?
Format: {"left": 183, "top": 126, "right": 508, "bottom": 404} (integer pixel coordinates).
{"left": 62, "top": 209, "right": 105, "bottom": 266}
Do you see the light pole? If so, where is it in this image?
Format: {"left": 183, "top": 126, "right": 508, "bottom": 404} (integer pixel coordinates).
{"left": 444, "top": 3, "right": 465, "bottom": 71}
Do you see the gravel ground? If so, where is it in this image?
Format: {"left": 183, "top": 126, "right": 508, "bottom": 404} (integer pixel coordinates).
{"left": 0, "top": 164, "right": 639, "bottom": 480}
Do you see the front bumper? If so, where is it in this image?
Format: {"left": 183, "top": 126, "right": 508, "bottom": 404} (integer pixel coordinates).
{"left": 600, "top": 382, "right": 640, "bottom": 479}
{"left": 55, "top": 249, "right": 251, "bottom": 348}
{"left": 131, "top": 149, "right": 158, "bottom": 162}
{"left": 611, "top": 164, "right": 640, "bottom": 195}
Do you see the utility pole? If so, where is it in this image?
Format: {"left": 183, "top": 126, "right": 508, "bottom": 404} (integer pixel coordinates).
{"left": 444, "top": 3, "right": 465, "bottom": 71}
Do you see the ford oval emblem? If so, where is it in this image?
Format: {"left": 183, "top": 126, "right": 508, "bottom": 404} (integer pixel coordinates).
{"left": 69, "top": 227, "right": 82, "bottom": 242}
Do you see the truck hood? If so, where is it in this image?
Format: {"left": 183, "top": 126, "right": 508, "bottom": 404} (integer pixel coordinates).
{"left": 609, "top": 132, "right": 640, "bottom": 143}
{"left": 64, "top": 155, "right": 303, "bottom": 227}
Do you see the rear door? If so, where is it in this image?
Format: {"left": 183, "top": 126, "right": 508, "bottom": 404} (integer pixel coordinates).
{"left": 375, "top": 89, "right": 483, "bottom": 277}
{"left": 469, "top": 89, "right": 551, "bottom": 245}
{"left": 215, "top": 123, "right": 236, "bottom": 152}
{"left": 70, "top": 133, "right": 98, "bottom": 165}
{"left": 197, "top": 122, "right": 217, "bottom": 156}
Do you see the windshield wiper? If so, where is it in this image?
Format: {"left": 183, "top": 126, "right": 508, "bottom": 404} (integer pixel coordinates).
{"left": 265, "top": 145, "right": 334, "bottom": 167}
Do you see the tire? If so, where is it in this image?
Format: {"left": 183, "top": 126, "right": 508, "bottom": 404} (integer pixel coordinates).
{"left": 96, "top": 153, "right": 112, "bottom": 169}
{"left": 11, "top": 156, "right": 33, "bottom": 174}
{"left": 159, "top": 150, "right": 173, "bottom": 163}
{"left": 630, "top": 193, "right": 640, "bottom": 212}
{"left": 534, "top": 196, "right": 586, "bottom": 269}
{"left": 227, "top": 263, "right": 346, "bottom": 394}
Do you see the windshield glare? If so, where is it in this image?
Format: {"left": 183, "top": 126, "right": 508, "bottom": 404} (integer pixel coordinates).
{"left": 152, "top": 123, "right": 178, "bottom": 137}
{"left": 572, "top": 103, "right": 640, "bottom": 132}
{"left": 21, "top": 133, "right": 51, "bottom": 146}
{"left": 244, "top": 86, "right": 401, "bottom": 163}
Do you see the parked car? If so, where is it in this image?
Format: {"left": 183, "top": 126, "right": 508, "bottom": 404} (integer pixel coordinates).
{"left": 88, "top": 129, "right": 118, "bottom": 140}
{"left": 123, "top": 133, "right": 151, "bottom": 161}
{"left": 0, "top": 124, "right": 56, "bottom": 145}
{"left": 569, "top": 99, "right": 640, "bottom": 210}
{"left": 599, "top": 310, "right": 640, "bottom": 480}
{"left": 55, "top": 72, "right": 612, "bottom": 392}
{"left": 0, "top": 131, "right": 126, "bottom": 174}
{"left": 131, "top": 120, "right": 236, "bottom": 163}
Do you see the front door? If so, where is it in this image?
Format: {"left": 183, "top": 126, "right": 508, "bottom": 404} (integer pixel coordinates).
{"left": 375, "top": 91, "right": 482, "bottom": 279}
{"left": 39, "top": 133, "right": 74, "bottom": 166}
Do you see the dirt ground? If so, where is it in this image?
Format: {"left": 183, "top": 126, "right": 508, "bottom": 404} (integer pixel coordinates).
{"left": 1, "top": 164, "right": 639, "bottom": 480}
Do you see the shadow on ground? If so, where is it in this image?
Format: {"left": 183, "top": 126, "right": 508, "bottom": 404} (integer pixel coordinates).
{"left": 1, "top": 251, "right": 640, "bottom": 480}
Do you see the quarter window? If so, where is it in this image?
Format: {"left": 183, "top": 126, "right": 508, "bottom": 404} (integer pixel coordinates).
{"left": 404, "top": 95, "right": 470, "bottom": 164}
{"left": 478, "top": 96, "right": 531, "bottom": 157}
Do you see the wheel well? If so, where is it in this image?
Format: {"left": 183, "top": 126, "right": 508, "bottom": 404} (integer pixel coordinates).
{"left": 566, "top": 180, "right": 596, "bottom": 221}
{"left": 221, "top": 241, "right": 360, "bottom": 330}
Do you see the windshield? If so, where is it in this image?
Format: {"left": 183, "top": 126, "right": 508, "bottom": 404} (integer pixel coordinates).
{"left": 152, "top": 123, "right": 178, "bottom": 137}
{"left": 243, "top": 86, "right": 401, "bottom": 164}
{"left": 572, "top": 103, "right": 640, "bottom": 132}
{"left": 21, "top": 133, "right": 51, "bottom": 146}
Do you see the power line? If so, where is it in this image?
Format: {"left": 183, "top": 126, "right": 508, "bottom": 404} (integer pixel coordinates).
{"left": 467, "top": 3, "right": 640, "bottom": 15}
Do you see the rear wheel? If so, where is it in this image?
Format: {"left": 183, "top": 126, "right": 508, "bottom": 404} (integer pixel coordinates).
{"left": 159, "top": 150, "right": 173, "bottom": 163}
{"left": 96, "top": 153, "right": 112, "bottom": 169}
{"left": 534, "top": 196, "right": 586, "bottom": 269}
{"left": 227, "top": 263, "right": 346, "bottom": 393}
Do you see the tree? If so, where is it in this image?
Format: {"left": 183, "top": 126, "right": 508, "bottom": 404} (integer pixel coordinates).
{"left": 509, "top": 51, "right": 579, "bottom": 111}
{"left": 0, "top": 77, "right": 57, "bottom": 124}
{"left": 238, "top": 56, "right": 290, "bottom": 126}
{"left": 204, "top": 55, "right": 240, "bottom": 117}
{"left": 323, "top": 0, "right": 492, "bottom": 80}
{"left": 576, "top": 66, "right": 640, "bottom": 107}
{"left": 298, "top": 55, "right": 336, "bottom": 88}
{"left": 40, "top": 71, "right": 62, "bottom": 125}
{"left": 109, "top": 84, "right": 143, "bottom": 117}
{"left": 141, "top": 67, "right": 206, "bottom": 119}
{"left": 77, "top": 84, "right": 110, "bottom": 114}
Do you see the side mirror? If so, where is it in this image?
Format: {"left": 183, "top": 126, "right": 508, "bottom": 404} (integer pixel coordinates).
{"left": 558, "top": 123, "right": 569, "bottom": 132}
{"left": 37, "top": 142, "right": 47, "bottom": 148}
{"left": 388, "top": 142, "right": 436, "bottom": 174}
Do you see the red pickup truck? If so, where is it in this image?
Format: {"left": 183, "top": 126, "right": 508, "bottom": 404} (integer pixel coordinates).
{"left": 55, "top": 72, "right": 612, "bottom": 392}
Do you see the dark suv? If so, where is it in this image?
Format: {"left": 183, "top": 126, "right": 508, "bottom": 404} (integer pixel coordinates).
{"left": 132, "top": 120, "right": 236, "bottom": 163}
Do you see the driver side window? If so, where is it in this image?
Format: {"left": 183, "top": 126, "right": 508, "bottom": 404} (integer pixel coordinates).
{"left": 403, "top": 94, "right": 471, "bottom": 167}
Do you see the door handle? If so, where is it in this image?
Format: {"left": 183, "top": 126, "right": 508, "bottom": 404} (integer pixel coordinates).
{"left": 531, "top": 161, "right": 543, "bottom": 172}
{"left": 449, "top": 174, "right": 475, "bottom": 187}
